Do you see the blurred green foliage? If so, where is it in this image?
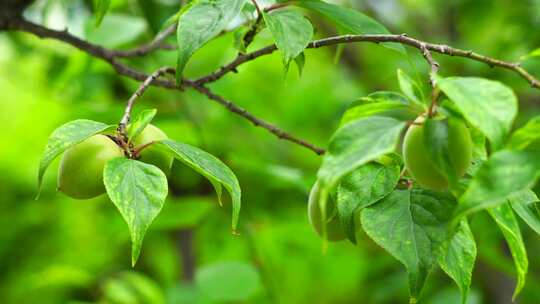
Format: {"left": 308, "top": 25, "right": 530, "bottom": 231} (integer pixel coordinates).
{"left": 1, "top": 0, "right": 540, "bottom": 303}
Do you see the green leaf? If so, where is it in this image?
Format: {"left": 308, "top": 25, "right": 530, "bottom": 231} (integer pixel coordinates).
{"left": 456, "top": 150, "right": 540, "bottom": 220}
{"left": 297, "top": 0, "right": 405, "bottom": 54}
{"left": 438, "top": 220, "right": 476, "bottom": 304}
{"left": 337, "top": 162, "right": 400, "bottom": 243}
{"left": 520, "top": 48, "right": 540, "bottom": 61}
{"left": 93, "top": 0, "right": 111, "bottom": 26}
{"left": 424, "top": 118, "right": 457, "bottom": 187}
{"left": 510, "top": 189, "right": 540, "bottom": 235}
{"left": 507, "top": 115, "right": 540, "bottom": 150}
{"left": 196, "top": 262, "right": 261, "bottom": 302}
{"left": 318, "top": 116, "right": 406, "bottom": 188}
{"left": 340, "top": 102, "right": 417, "bottom": 126}
{"left": 361, "top": 189, "right": 456, "bottom": 301}
{"left": 37, "top": 119, "right": 113, "bottom": 196}
{"left": 103, "top": 158, "right": 168, "bottom": 266}
{"left": 438, "top": 77, "right": 518, "bottom": 150}
{"left": 397, "top": 69, "right": 425, "bottom": 106}
{"left": 262, "top": 9, "right": 313, "bottom": 65}
{"left": 294, "top": 52, "right": 306, "bottom": 76}
{"left": 488, "top": 203, "right": 528, "bottom": 299}
{"left": 127, "top": 109, "right": 157, "bottom": 144}
{"left": 176, "top": 0, "right": 246, "bottom": 81}
{"left": 158, "top": 140, "right": 241, "bottom": 231}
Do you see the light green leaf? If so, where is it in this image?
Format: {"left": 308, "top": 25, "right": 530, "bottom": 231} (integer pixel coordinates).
{"left": 438, "top": 220, "right": 476, "bottom": 304}
{"left": 103, "top": 158, "right": 168, "bottom": 266}
{"left": 337, "top": 162, "right": 400, "bottom": 243}
{"left": 510, "top": 189, "right": 540, "bottom": 235}
{"left": 456, "top": 150, "right": 540, "bottom": 220}
{"left": 340, "top": 102, "right": 417, "bottom": 126}
{"left": 294, "top": 52, "right": 306, "bottom": 76}
{"left": 361, "top": 189, "right": 456, "bottom": 301}
{"left": 176, "top": 0, "right": 246, "bottom": 81}
{"left": 196, "top": 262, "right": 261, "bottom": 302}
{"left": 318, "top": 116, "right": 406, "bottom": 188}
{"left": 93, "top": 0, "right": 111, "bottom": 26}
{"left": 488, "top": 203, "right": 528, "bottom": 300}
{"left": 158, "top": 140, "right": 241, "bottom": 231}
{"left": 438, "top": 77, "right": 518, "bottom": 150}
{"left": 262, "top": 9, "right": 313, "bottom": 65}
{"left": 127, "top": 109, "right": 157, "bottom": 144}
{"left": 398, "top": 69, "right": 425, "bottom": 106}
{"left": 37, "top": 119, "right": 113, "bottom": 196}
{"left": 520, "top": 48, "right": 540, "bottom": 61}
{"left": 297, "top": 0, "right": 405, "bottom": 54}
{"left": 507, "top": 116, "right": 540, "bottom": 150}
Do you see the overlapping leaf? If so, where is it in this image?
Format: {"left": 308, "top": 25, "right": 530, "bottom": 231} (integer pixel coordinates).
{"left": 37, "top": 119, "right": 114, "bottom": 195}
{"left": 127, "top": 109, "right": 157, "bottom": 144}
{"left": 361, "top": 189, "right": 456, "bottom": 301}
{"left": 104, "top": 158, "right": 168, "bottom": 266}
{"left": 510, "top": 190, "right": 540, "bottom": 235}
{"left": 158, "top": 140, "right": 241, "bottom": 231}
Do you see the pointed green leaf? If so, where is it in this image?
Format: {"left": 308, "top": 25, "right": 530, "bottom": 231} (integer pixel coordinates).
{"left": 93, "top": 0, "right": 111, "bottom": 26}
{"left": 340, "top": 102, "right": 418, "bottom": 126}
{"left": 158, "top": 140, "right": 241, "bottom": 231}
{"left": 520, "top": 48, "right": 540, "bottom": 61}
{"left": 262, "top": 9, "right": 313, "bottom": 65}
{"left": 103, "top": 158, "right": 168, "bottom": 266}
{"left": 488, "top": 203, "right": 528, "bottom": 299}
{"left": 127, "top": 109, "right": 157, "bottom": 144}
{"left": 438, "top": 220, "right": 476, "bottom": 304}
{"left": 37, "top": 119, "right": 114, "bottom": 196}
{"left": 294, "top": 52, "right": 306, "bottom": 76}
{"left": 510, "top": 189, "right": 540, "bottom": 235}
{"left": 438, "top": 77, "right": 518, "bottom": 150}
{"left": 456, "top": 150, "right": 540, "bottom": 220}
{"left": 507, "top": 116, "right": 540, "bottom": 150}
{"left": 176, "top": 0, "right": 246, "bottom": 81}
{"left": 397, "top": 69, "right": 425, "bottom": 106}
{"left": 297, "top": 0, "right": 405, "bottom": 54}
{"left": 337, "top": 162, "right": 400, "bottom": 243}
{"left": 361, "top": 188, "right": 456, "bottom": 301}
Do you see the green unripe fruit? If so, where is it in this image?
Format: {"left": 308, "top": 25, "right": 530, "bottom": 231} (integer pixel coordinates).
{"left": 308, "top": 181, "right": 346, "bottom": 241}
{"left": 132, "top": 124, "right": 173, "bottom": 175}
{"left": 58, "top": 134, "right": 123, "bottom": 199}
{"left": 403, "top": 116, "right": 473, "bottom": 190}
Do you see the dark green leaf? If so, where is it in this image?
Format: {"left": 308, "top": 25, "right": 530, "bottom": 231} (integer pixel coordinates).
{"left": 297, "top": 0, "right": 405, "bottom": 54}
{"left": 361, "top": 189, "right": 456, "bottom": 301}
{"left": 337, "top": 162, "right": 400, "bottom": 243}
{"left": 262, "top": 9, "right": 313, "bottom": 65}
{"left": 510, "top": 189, "right": 540, "bottom": 235}
{"left": 103, "top": 158, "right": 168, "bottom": 266}
{"left": 438, "top": 220, "right": 476, "bottom": 304}
{"left": 127, "top": 109, "right": 157, "bottom": 144}
{"left": 158, "top": 140, "right": 241, "bottom": 231}
{"left": 37, "top": 119, "right": 113, "bottom": 196}
{"left": 424, "top": 118, "right": 457, "bottom": 186}
{"left": 488, "top": 203, "right": 528, "bottom": 299}
{"left": 93, "top": 0, "right": 111, "bottom": 26}
{"left": 456, "top": 150, "right": 540, "bottom": 220}
{"left": 176, "top": 0, "right": 245, "bottom": 81}
{"left": 507, "top": 116, "right": 540, "bottom": 150}
{"left": 438, "top": 77, "right": 517, "bottom": 150}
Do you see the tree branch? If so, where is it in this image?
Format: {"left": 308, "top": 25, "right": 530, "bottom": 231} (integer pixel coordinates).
{"left": 195, "top": 34, "right": 540, "bottom": 90}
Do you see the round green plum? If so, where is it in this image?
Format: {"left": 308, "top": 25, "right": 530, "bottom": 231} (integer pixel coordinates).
{"left": 308, "top": 181, "right": 346, "bottom": 241}
{"left": 403, "top": 116, "right": 473, "bottom": 190}
{"left": 132, "top": 124, "right": 173, "bottom": 175}
{"left": 58, "top": 134, "right": 123, "bottom": 199}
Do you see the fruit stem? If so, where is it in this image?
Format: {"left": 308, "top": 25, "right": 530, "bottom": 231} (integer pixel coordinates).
{"left": 132, "top": 141, "right": 156, "bottom": 158}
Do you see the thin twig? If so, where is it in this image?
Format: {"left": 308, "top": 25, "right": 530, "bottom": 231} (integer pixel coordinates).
{"left": 118, "top": 67, "right": 175, "bottom": 136}
{"left": 111, "top": 23, "right": 177, "bottom": 58}
{"left": 419, "top": 43, "right": 440, "bottom": 116}
{"left": 191, "top": 84, "right": 327, "bottom": 155}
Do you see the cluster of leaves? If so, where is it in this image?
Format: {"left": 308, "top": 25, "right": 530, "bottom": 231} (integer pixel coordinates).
{"left": 313, "top": 69, "right": 540, "bottom": 303}
{"left": 37, "top": 110, "right": 241, "bottom": 266}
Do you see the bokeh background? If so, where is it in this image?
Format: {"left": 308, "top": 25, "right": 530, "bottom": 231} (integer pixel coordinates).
{"left": 1, "top": 0, "right": 540, "bottom": 303}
